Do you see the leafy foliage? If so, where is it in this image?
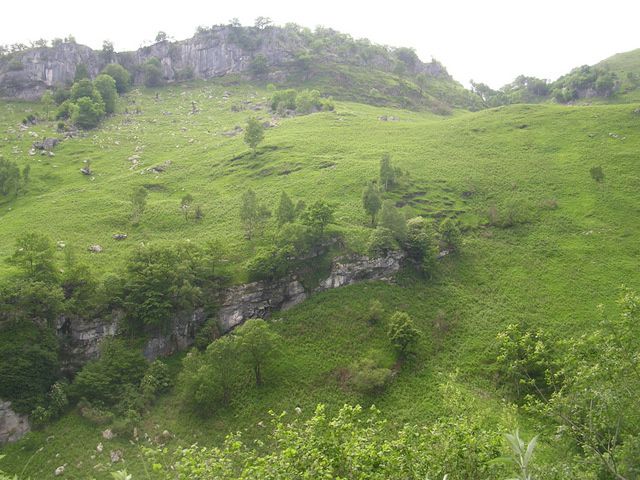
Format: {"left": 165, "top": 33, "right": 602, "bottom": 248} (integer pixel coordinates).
{"left": 387, "top": 311, "right": 420, "bottom": 358}
{"left": 243, "top": 117, "right": 264, "bottom": 153}
{"left": 0, "top": 322, "right": 59, "bottom": 413}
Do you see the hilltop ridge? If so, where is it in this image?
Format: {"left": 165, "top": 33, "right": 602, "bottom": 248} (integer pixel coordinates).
{"left": 0, "top": 23, "right": 479, "bottom": 111}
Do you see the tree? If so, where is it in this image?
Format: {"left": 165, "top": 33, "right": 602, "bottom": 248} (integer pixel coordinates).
{"left": 379, "top": 200, "right": 406, "bottom": 241}
{"left": 155, "top": 31, "right": 168, "bottom": 43}
{"left": 41, "top": 91, "right": 54, "bottom": 120}
{"left": 143, "top": 58, "right": 163, "bottom": 87}
{"left": 362, "top": 182, "right": 382, "bottom": 226}
{"left": 0, "top": 158, "right": 20, "bottom": 198}
{"left": 8, "top": 232, "right": 57, "bottom": 281}
{"left": 405, "top": 217, "right": 438, "bottom": 275}
{"left": 70, "top": 339, "right": 147, "bottom": 405}
{"left": 439, "top": 217, "right": 461, "bottom": 252}
{"left": 101, "top": 40, "right": 114, "bottom": 61}
{"left": 131, "top": 186, "right": 148, "bottom": 224}
{"left": 102, "top": 64, "right": 131, "bottom": 94}
{"left": 276, "top": 191, "right": 295, "bottom": 226}
{"left": 301, "top": 200, "right": 334, "bottom": 238}
{"left": 70, "top": 78, "right": 97, "bottom": 101}
{"left": 254, "top": 16, "right": 273, "bottom": 29}
{"left": 205, "top": 336, "right": 240, "bottom": 406}
{"left": 71, "top": 96, "right": 105, "bottom": 129}
{"left": 236, "top": 319, "right": 280, "bottom": 386}
{"left": 244, "top": 117, "right": 265, "bottom": 155}
{"left": 240, "top": 189, "right": 270, "bottom": 240}
{"left": 180, "top": 194, "right": 194, "bottom": 221}
{"left": 93, "top": 74, "right": 117, "bottom": 114}
{"left": 387, "top": 311, "right": 420, "bottom": 358}
{"left": 368, "top": 227, "right": 398, "bottom": 257}
{"left": 74, "top": 63, "right": 89, "bottom": 82}
{"left": 379, "top": 154, "right": 395, "bottom": 190}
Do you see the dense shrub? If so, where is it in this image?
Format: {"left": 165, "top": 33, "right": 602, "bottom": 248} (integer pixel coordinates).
{"left": 368, "top": 226, "right": 398, "bottom": 257}
{"left": 404, "top": 217, "right": 438, "bottom": 274}
{"left": 0, "top": 322, "right": 59, "bottom": 413}
{"left": 143, "top": 57, "right": 164, "bottom": 87}
{"left": 93, "top": 74, "right": 118, "bottom": 114}
{"left": 348, "top": 357, "right": 392, "bottom": 394}
{"left": 101, "top": 63, "right": 132, "bottom": 93}
{"left": 246, "top": 245, "right": 294, "bottom": 282}
{"left": 70, "top": 339, "right": 147, "bottom": 405}
{"left": 71, "top": 96, "right": 105, "bottom": 129}
{"left": 121, "top": 243, "right": 219, "bottom": 333}
{"left": 0, "top": 158, "right": 21, "bottom": 198}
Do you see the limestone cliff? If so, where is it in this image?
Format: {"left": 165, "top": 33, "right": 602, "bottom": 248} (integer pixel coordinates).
{"left": 58, "top": 252, "right": 404, "bottom": 364}
{"left": 0, "top": 25, "right": 466, "bottom": 108}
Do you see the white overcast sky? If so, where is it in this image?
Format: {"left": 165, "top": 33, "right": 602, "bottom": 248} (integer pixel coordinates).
{"left": 2, "top": 0, "right": 639, "bottom": 88}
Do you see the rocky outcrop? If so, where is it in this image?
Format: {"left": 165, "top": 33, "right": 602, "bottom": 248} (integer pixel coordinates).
{"left": 0, "top": 26, "right": 452, "bottom": 100}
{"left": 316, "top": 252, "right": 404, "bottom": 291}
{"left": 54, "top": 252, "right": 404, "bottom": 366}
{"left": 0, "top": 400, "right": 30, "bottom": 445}
{"left": 217, "top": 252, "right": 404, "bottom": 332}
{"left": 142, "top": 309, "right": 207, "bottom": 360}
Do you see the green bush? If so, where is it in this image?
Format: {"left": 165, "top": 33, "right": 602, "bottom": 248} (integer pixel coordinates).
{"left": 71, "top": 96, "right": 105, "bottom": 129}
{"left": 367, "top": 227, "right": 398, "bottom": 257}
{"left": 0, "top": 322, "right": 59, "bottom": 414}
{"left": 93, "top": 74, "right": 117, "bottom": 114}
{"left": 348, "top": 357, "right": 392, "bottom": 394}
{"left": 0, "top": 158, "right": 20, "bottom": 198}
{"left": 143, "top": 57, "right": 164, "bottom": 87}
{"left": 70, "top": 339, "right": 147, "bottom": 405}
{"left": 101, "top": 63, "right": 132, "bottom": 93}
{"left": 270, "top": 89, "right": 297, "bottom": 111}
{"left": 246, "top": 245, "right": 294, "bottom": 282}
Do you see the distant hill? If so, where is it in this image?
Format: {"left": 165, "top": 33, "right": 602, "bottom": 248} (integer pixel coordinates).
{"left": 597, "top": 48, "right": 640, "bottom": 95}
{"left": 471, "top": 47, "right": 640, "bottom": 107}
{"left": 0, "top": 24, "right": 481, "bottom": 112}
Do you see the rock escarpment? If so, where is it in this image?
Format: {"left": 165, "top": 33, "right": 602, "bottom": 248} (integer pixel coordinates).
{"left": 0, "top": 25, "right": 452, "bottom": 100}
{"left": 58, "top": 252, "right": 404, "bottom": 363}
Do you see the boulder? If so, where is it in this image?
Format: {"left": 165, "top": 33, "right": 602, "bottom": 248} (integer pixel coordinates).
{"left": 0, "top": 400, "right": 30, "bottom": 445}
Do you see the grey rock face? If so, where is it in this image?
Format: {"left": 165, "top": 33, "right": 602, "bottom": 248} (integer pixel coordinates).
{"left": 142, "top": 309, "right": 207, "bottom": 360}
{"left": 316, "top": 252, "right": 404, "bottom": 291}
{"left": 217, "top": 252, "right": 403, "bottom": 332}
{"left": 218, "top": 279, "right": 308, "bottom": 332}
{"left": 0, "top": 26, "right": 450, "bottom": 100}
{"left": 53, "top": 253, "right": 403, "bottom": 372}
{"left": 0, "top": 400, "right": 30, "bottom": 445}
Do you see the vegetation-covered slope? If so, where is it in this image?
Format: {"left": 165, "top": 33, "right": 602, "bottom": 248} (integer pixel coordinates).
{"left": 1, "top": 78, "right": 640, "bottom": 478}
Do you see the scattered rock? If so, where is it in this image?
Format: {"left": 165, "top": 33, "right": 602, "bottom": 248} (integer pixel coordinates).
{"left": 437, "top": 249, "right": 451, "bottom": 259}
{"left": 88, "top": 245, "right": 103, "bottom": 253}
{"left": 110, "top": 450, "right": 122, "bottom": 463}
{"left": 28, "top": 148, "right": 36, "bottom": 156}
{"left": 112, "top": 234, "right": 128, "bottom": 241}
{"left": 162, "top": 430, "right": 171, "bottom": 439}
{"left": 56, "top": 241, "right": 66, "bottom": 249}
{"left": 80, "top": 166, "right": 92, "bottom": 175}
{"left": 54, "top": 465, "right": 65, "bottom": 476}
{"left": 32, "top": 138, "right": 59, "bottom": 150}
{"left": 102, "top": 429, "right": 113, "bottom": 439}
{"left": 96, "top": 442, "right": 103, "bottom": 453}
{"left": 145, "top": 160, "right": 172, "bottom": 174}
{"left": 378, "top": 115, "right": 399, "bottom": 122}
{"left": 0, "top": 400, "right": 30, "bottom": 445}
{"left": 222, "top": 126, "right": 243, "bottom": 136}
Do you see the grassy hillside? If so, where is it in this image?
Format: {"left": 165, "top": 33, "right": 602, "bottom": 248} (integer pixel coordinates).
{"left": 2, "top": 83, "right": 640, "bottom": 478}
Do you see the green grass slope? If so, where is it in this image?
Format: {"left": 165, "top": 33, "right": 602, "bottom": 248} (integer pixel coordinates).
{"left": 2, "top": 84, "right": 640, "bottom": 478}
